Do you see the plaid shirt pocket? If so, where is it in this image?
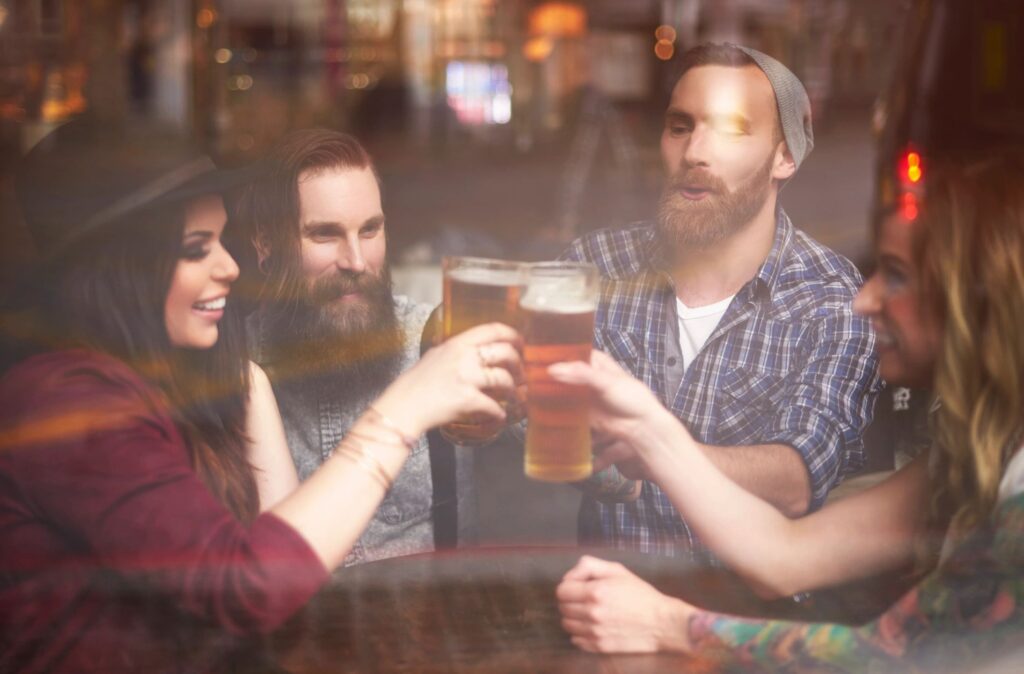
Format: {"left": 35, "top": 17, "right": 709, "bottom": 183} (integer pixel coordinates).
{"left": 716, "top": 366, "right": 792, "bottom": 440}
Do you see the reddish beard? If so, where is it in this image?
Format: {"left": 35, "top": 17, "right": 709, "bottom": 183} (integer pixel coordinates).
{"left": 656, "top": 153, "right": 775, "bottom": 249}
{"left": 263, "top": 264, "right": 402, "bottom": 384}
{"left": 305, "top": 266, "right": 395, "bottom": 336}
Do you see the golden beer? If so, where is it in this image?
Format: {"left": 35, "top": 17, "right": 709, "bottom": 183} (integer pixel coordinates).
{"left": 441, "top": 258, "right": 525, "bottom": 445}
{"left": 521, "top": 263, "right": 598, "bottom": 482}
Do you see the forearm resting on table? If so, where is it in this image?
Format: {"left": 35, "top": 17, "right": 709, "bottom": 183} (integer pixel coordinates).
{"left": 686, "top": 535, "right": 1024, "bottom": 672}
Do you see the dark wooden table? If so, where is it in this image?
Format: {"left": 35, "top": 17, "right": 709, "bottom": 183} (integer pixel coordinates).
{"left": 238, "top": 547, "right": 903, "bottom": 674}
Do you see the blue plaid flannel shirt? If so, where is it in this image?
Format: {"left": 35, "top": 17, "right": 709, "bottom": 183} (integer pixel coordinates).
{"left": 562, "top": 210, "right": 880, "bottom": 557}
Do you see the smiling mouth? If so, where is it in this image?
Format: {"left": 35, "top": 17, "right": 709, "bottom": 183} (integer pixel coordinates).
{"left": 193, "top": 297, "right": 226, "bottom": 311}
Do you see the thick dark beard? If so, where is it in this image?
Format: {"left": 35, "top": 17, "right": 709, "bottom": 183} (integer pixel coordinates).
{"left": 263, "top": 266, "right": 405, "bottom": 403}
{"left": 656, "top": 152, "right": 775, "bottom": 250}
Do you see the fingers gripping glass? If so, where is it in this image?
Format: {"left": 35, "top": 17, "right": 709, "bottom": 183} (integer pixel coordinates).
{"left": 440, "top": 256, "right": 526, "bottom": 446}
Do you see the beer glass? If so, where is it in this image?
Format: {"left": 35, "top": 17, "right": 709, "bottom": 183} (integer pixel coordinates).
{"left": 441, "top": 256, "right": 526, "bottom": 446}
{"left": 521, "top": 262, "right": 598, "bottom": 482}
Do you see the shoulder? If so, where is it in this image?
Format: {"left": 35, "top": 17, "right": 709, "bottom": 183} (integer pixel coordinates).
{"left": 771, "top": 228, "right": 866, "bottom": 317}
{"left": 561, "top": 222, "right": 656, "bottom": 278}
{"left": 393, "top": 294, "right": 434, "bottom": 362}
{"left": 248, "top": 361, "right": 273, "bottom": 396}
{"left": 393, "top": 294, "right": 433, "bottom": 340}
{"left": 1, "top": 349, "right": 155, "bottom": 403}
{"left": 0, "top": 349, "right": 173, "bottom": 445}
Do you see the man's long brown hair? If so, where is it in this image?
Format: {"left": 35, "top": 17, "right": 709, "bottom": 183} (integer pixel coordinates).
{"left": 232, "top": 128, "right": 379, "bottom": 310}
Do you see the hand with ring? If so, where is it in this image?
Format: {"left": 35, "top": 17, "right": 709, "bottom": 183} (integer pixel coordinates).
{"left": 373, "top": 323, "right": 523, "bottom": 438}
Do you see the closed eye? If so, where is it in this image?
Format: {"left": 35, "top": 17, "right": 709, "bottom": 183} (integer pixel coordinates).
{"left": 664, "top": 111, "right": 693, "bottom": 137}
{"left": 360, "top": 221, "right": 384, "bottom": 238}
{"left": 304, "top": 224, "right": 343, "bottom": 241}
{"left": 180, "top": 232, "right": 213, "bottom": 260}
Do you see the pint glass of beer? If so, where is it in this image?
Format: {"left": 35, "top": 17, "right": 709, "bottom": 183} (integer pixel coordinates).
{"left": 441, "top": 256, "right": 526, "bottom": 446}
{"left": 521, "top": 262, "right": 598, "bottom": 482}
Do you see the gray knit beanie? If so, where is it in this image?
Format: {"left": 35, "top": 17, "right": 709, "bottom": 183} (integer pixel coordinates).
{"left": 733, "top": 44, "right": 814, "bottom": 169}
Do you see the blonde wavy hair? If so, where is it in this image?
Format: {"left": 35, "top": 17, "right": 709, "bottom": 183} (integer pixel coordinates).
{"left": 917, "top": 153, "right": 1024, "bottom": 563}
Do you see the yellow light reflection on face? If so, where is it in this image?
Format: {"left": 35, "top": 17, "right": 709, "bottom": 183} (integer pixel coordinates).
{"left": 703, "top": 75, "right": 746, "bottom": 129}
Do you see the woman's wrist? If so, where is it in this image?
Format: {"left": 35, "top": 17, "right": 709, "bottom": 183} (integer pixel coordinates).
{"left": 627, "top": 407, "right": 692, "bottom": 470}
{"left": 372, "top": 382, "right": 432, "bottom": 440}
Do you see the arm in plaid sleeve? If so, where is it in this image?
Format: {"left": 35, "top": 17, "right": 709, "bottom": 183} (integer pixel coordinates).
{"left": 761, "top": 303, "right": 881, "bottom": 511}
{"left": 558, "top": 236, "right": 644, "bottom": 503}
{"left": 687, "top": 494, "right": 1024, "bottom": 672}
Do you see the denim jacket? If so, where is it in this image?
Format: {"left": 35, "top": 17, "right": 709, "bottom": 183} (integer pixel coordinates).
{"left": 249, "top": 295, "right": 475, "bottom": 566}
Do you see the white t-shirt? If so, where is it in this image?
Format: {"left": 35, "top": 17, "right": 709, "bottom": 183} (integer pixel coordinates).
{"left": 675, "top": 295, "right": 735, "bottom": 375}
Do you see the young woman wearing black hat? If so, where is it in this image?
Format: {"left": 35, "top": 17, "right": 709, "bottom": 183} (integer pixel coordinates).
{"left": 0, "top": 121, "right": 521, "bottom": 673}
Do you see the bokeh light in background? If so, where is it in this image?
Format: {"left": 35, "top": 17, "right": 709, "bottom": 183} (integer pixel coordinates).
{"left": 1, "top": 0, "right": 910, "bottom": 292}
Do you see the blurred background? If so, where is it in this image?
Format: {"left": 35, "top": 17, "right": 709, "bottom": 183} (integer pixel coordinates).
{"left": 0, "top": 0, "right": 915, "bottom": 545}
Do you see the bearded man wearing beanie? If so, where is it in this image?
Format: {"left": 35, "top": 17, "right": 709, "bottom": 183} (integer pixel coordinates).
{"left": 565, "top": 43, "right": 881, "bottom": 559}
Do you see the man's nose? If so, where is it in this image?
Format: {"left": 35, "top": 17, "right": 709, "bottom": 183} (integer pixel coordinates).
{"left": 336, "top": 237, "right": 366, "bottom": 274}
{"left": 682, "top": 126, "right": 711, "bottom": 168}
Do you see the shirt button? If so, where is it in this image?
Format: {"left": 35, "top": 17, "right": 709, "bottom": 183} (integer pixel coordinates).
{"left": 667, "top": 357, "right": 678, "bottom": 367}
{"left": 382, "top": 505, "right": 401, "bottom": 524}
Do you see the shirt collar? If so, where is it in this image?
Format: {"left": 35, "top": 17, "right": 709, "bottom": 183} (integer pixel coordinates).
{"left": 639, "top": 207, "right": 795, "bottom": 302}
{"left": 752, "top": 207, "right": 794, "bottom": 302}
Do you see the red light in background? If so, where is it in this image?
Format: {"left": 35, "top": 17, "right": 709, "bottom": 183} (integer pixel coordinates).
{"left": 901, "top": 191, "right": 919, "bottom": 222}
{"left": 906, "top": 152, "right": 922, "bottom": 183}
{"left": 899, "top": 149, "right": 924, "bottom": 185}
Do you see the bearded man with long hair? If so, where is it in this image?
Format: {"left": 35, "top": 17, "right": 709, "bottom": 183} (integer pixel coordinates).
{"left": 235, "top": 129, "right": 474, "bottom": 565}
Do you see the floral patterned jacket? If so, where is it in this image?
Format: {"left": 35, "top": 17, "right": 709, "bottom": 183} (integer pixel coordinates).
{"left": 689, "top": 491, "right": 1024, "bottom": 673}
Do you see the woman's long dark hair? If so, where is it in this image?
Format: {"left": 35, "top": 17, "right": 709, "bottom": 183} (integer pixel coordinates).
{"left": 2, "top": 202, "right": 258, "bottom": 522}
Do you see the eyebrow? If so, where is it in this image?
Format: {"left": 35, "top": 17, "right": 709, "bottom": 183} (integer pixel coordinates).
{"left": 183, "top": 230, "right": 213, "bottom": 242}
{"left": 664, "top": 109, "right": 752, "bottom": 133}
{"left": 707, "top": 112, "right": 752, "bottom": 132}
{"left": 877, "top": 252, "right": 908, "bottom": 266}
{"left": 665, "top": 109, "right": 694, "bottom": 124}
{"left": 302, "top": 214, "right": 385, "bottom": 234}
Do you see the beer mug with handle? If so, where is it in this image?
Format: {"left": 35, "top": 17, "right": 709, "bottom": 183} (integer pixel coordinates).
{"left": 521, "top": 262, "right": 599, "bottom": 481}
{"left": 441, "top": 256, "right": 527, "bottom": 446}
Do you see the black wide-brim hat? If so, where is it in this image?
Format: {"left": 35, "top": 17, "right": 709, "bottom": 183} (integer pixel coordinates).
{"left": 15, "top": 115, "right": 261, "bottom": 260}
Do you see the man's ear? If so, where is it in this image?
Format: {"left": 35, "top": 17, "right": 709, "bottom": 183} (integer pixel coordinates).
{"left": 772, "top": 141, "right": 797, "bottom": 182}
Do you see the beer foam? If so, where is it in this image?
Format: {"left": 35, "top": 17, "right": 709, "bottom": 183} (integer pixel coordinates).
{"left": 447, "top": 267, "right": 523, "bottom": 286}
{"left": 520, "top": 294, "right": 596, "bottom": 313}
{"left": 521, "top": 273, "right": 597, "bottom": 311}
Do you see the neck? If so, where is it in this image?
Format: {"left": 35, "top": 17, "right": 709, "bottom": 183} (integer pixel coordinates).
{"left": 668, "top": 194, "right": 778, "bottom": 307}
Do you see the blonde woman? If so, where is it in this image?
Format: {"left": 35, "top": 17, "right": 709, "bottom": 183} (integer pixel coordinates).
{"left": 554, "top": 154, "right": 1024, "bottom": 671}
